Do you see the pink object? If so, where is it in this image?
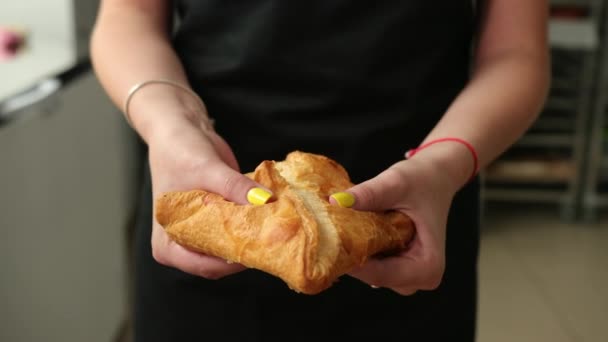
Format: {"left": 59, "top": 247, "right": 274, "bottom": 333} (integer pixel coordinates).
{"left": 0, "top": 27, "right": 24, "bottom": 61}
{"left": 406, "top": 137, "right": 480, "bottom": 182}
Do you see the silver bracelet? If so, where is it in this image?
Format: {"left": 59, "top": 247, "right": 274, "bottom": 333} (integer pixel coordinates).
{"left": 123, "top": 79, "right": 214, "bottom": 131}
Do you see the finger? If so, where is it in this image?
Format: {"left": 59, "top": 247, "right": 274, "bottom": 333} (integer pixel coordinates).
{"left": 167, "top": 243, "right": 247, "bottom": 280}
{"left": 392, "top": 287, "right": 418, "bottom": 296}
{"left": 330, "top": 166, "right": 407, "bottom": 211}
{"left": 373, "top": 283, "right": 418, "bottom": 296}
{"left": 204, "top": 161, "right": 273, "bottom": 205}
{"left": 152, "top": 225, "right": 246, "bottom": 279}
{"left": 370, "top": 285, "right": 418, "bottom": 296}
{"left": 348, "top": 252, "right": 444, "bottom": 291}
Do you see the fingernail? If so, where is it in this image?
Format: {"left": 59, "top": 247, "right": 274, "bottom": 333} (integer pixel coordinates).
{"left": 330, "top": 192, "right": 355, "bottom": 208}
{"left": 247, "top": 187, "right": 272, "bottom": 205}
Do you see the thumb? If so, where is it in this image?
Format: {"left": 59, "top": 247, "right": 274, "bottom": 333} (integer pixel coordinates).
{"left": 204, "top": 161, "right": 273, "bottom": 206}
{"left": 330, "top": 167, "right": 407, "bottom": 211}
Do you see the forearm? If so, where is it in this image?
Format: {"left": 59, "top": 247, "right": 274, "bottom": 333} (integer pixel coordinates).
{"left": 419, "top": 49, "right": 550, "bottom": 188}
{"left": 90, "top": 1, "right": 206, "bottom": 144}
{"left": 409, "top": 0, "right": 550, "bottom": 191}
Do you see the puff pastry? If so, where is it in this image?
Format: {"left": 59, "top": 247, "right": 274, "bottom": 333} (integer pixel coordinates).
{"left": 155, "top": 151, "right": 415, "bottom": 294}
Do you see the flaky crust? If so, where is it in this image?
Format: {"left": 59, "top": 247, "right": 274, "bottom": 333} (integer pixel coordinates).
{"left": 155, "top": 151, "right": 415, "bottom": 294}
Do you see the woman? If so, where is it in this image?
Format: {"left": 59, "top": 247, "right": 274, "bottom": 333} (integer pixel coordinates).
{"left": 90, "top": 1, "right": 549, "bottom": 341}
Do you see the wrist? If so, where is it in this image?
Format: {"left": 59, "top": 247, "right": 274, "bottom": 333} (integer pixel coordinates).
{"left": 405, "top": 139, "right": 477, "bottom": 191}
{"left": 126, "top": 85, "right": 213, "bottom": 144}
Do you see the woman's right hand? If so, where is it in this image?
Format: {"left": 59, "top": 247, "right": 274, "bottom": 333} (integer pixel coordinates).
{"left": 90, "top": 0, "right": 272, "bottom": 279}
{"left": 145, "top": 110, "right": 272, "bottom": 280}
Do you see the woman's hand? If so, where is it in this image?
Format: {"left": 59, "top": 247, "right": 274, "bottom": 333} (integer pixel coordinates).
{"left": 147, "top": 113, "right": 272, "bottom": 280}
{"left": 334, "top": 144, "right": 472, "bottom": 295}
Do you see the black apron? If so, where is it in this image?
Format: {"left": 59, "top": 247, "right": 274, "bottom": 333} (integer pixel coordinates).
{"left": 134, "top": 1, "right": 481, "bottom": 341}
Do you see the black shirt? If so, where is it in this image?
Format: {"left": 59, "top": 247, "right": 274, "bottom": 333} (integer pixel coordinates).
{"left": 172, "top": 1, "right": 475, "bottom": 176}
{"left": 133, "top": 2, "right": 481, "bottom": 341}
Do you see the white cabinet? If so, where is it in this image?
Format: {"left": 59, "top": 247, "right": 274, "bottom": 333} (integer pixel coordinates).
{"left": 0, "top": 72, "right": 139, "bottom": 342}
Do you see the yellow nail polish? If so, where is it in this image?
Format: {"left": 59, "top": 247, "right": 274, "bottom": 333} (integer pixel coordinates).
{"left": 331, "top": 192, "right": 355, "bottom": 208}
{"left": 247, "top": 187, "right": 272, "bottom": 205}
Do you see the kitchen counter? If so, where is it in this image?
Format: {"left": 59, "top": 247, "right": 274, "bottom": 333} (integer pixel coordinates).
{"left": 0, "top": 34, "right": 76, "bottom": 103}
{"left": 0, "top": 0, "right": 80, "bottom": 110}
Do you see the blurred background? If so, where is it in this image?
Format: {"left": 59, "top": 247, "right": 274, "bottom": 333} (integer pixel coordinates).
{"left": 0, "top": 1, "right": 606, "bottom": 341}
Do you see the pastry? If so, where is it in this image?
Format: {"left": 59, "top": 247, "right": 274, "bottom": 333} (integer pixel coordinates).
{"left": 155, "top": 151, "right": 415, "bottom": 294}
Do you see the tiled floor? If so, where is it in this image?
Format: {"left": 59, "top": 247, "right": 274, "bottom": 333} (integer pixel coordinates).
{"left": 477, "top": 204, "right": 608, "bottom": 342}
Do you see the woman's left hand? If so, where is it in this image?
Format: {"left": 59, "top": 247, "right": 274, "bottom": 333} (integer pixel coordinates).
{"left": 333, "top": 152, "right": 466, "bottom": 295}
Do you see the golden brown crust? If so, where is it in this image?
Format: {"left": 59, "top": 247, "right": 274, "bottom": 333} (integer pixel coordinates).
{"left": 155, "top": 151, "right": 415, "bottom": 294}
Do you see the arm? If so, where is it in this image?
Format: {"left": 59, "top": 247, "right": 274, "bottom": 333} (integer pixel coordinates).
{"left": 90, "top": 0, "right": 204, "bottom": 143}
{"left": 90, "top": 0, "right": 271, "bottom": 279}
{"left": 342, "top": 0, "right": 550, "bottom": 294}
{"left": 419, "top": 0, "right": 551, "bottom": 188}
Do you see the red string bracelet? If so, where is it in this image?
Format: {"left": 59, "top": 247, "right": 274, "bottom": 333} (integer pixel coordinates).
{"left": 405, "top": 137, "right": 479, "bottom": 182}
